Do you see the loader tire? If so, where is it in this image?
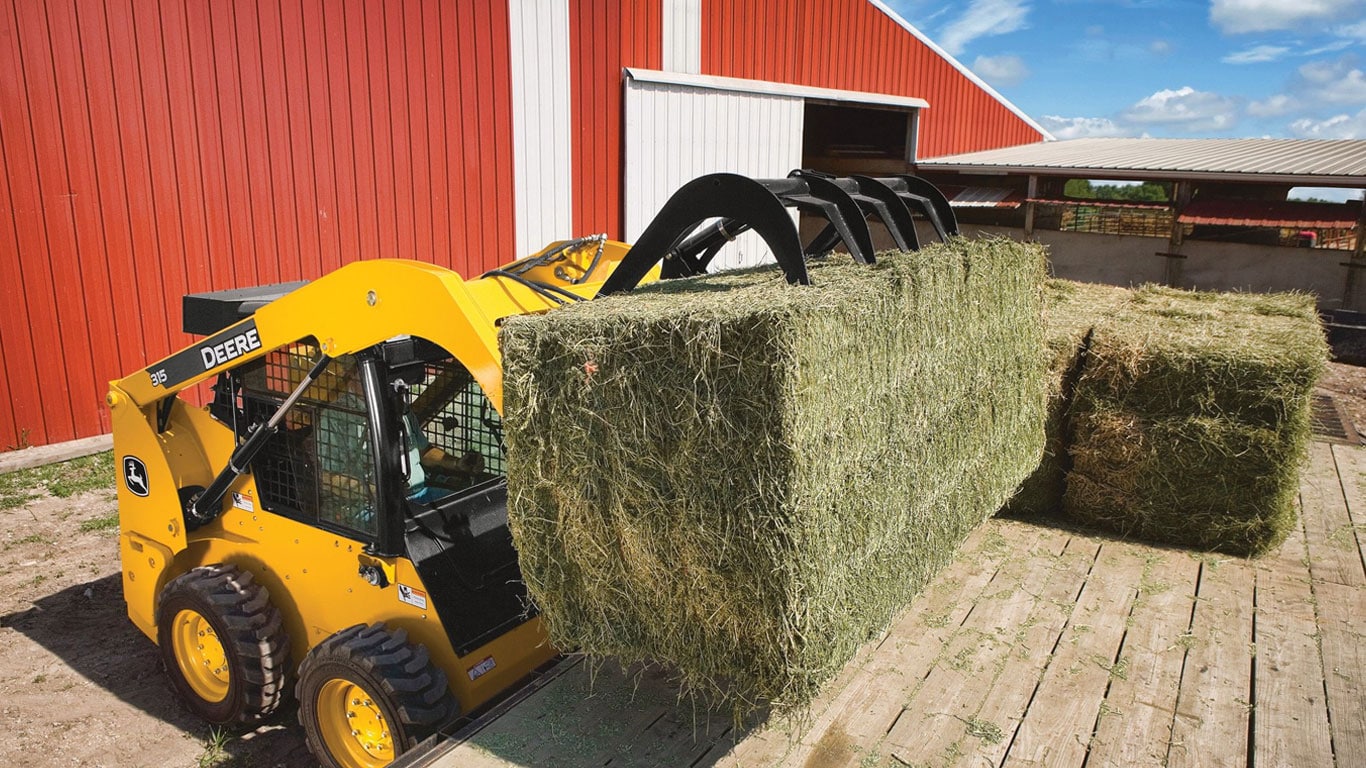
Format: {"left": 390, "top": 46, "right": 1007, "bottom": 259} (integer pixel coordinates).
{"left": 156, "top": 564, "right": 290, "bottom": 725}
{"left": 297, "top": 623, "right": 457, "bottom": 768}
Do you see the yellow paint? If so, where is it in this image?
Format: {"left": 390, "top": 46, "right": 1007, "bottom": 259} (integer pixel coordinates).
{"left": 317, "top": 678, "right": 393, "bottom": 768}
{"left": 171, "top": 608, "right": 230, "bottom": 703}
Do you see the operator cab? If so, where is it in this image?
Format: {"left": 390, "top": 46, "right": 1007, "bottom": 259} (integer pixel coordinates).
{"left": 209, "top": 335, "right": 534, "bottom": 656}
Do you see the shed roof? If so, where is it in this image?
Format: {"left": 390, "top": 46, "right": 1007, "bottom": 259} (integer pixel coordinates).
{"left": 917, "top": 138, "right": 1366, "bottom": 187}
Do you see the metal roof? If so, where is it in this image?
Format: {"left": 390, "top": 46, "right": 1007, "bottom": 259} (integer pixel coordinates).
{"left": 917, "top": 138, "right": 1366, "bottom": 187}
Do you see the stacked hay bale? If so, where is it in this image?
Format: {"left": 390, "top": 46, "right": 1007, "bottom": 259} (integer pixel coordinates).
{"left": 1006, "top": 279, "right": 1130, "bottom": 516}
{"left": 1063, "top": 285, "right": 1327, "bottom": 555}
{"left": 501, "top": 239, "right": 1047, "bottom": 714}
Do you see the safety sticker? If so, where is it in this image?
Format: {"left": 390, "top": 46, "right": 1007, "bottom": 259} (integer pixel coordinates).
{"left": 231, "top": 492, "right": 255, "bottom": 512}
{"left": 397, "top": 583, "right": 428, "bottom": 610}
{"left": 122, "top": 456, "right": 149, "bottom": 497}
{"left": 467, "top": 656, "right": 496, "bottom": 681}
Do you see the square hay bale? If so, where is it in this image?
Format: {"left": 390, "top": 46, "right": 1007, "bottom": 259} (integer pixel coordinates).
{"left": 500, "top": 238, "right": 1047, "bottom": 714}
{"left": 1063, "top": 285, "right": 1327, "bottom": 555}
{"left": 1006, "top": 279, "right": 1131, "bottom": 516}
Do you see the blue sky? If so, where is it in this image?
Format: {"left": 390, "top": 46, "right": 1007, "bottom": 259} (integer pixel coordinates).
{"left": 889, "top": 0, "right": 1366, "bottom": 141}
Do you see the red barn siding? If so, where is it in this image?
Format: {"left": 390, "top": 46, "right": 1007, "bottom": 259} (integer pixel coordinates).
{"left": 702, "top": 0, "right": 1042, "bottom": 157}
{"left": 569, "top": 0, "right": 662, "bottom": 239}
{"left": 0, "top": 0, "right": 515, "bottom": 450}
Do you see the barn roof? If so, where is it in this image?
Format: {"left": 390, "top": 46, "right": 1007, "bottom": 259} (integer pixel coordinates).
{"left": 918, "top": 138, "right": 1366, "bottom": 187}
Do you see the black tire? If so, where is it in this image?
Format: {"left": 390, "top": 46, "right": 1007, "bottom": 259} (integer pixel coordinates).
{"left": 156, "top": 564, "right": 291, "bottom": 725}
{"left": 297, "top": 623, "right": 458, "bottom": 768}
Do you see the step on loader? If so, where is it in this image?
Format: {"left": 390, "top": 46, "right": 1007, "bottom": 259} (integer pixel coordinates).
{"left": 108, "top": 171, "right": 956, "bottom": 768}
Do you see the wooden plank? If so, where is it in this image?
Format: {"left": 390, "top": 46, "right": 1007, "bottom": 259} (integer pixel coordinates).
{"left": 718, "top": 521, "right": 1056, "bottom": 768}
{"left": 1166, "top": 558, "right": 1256, "bottom": 768}
{"left": 1314, "top": 580, "right": 1366, "bottom": 765}
{"left": 1086, "top": 552, "right": 1202, "bottom": 768}
{"left": 1301, "top": 442, "right": 1366, "bottom": 587}
{"left": 1000, "top": 540, "right": 1149, "bottom": 767}
{"left": 1328, "top": 443, "right": 1366, "bottom": 581}
{"left": 840, "top": 527, "right": 1067, "bottom": 757}
{"left": 885, "top": 535, "right": 1100, "bottom": 767}
{"left": 1252, "top": 569, "right": 1335, "bottom": 768}
{"left": 439, "top": 662, "right": 732, "bottom": 767}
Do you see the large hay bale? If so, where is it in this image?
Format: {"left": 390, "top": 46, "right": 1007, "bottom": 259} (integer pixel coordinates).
{"left": 1063, "top": 285, "right": 1327, "bottom": 555}
{"left": 501, "top": 238, "right": 1047, "bottom": 714}
{"left": 1006, "top": 279, "right": 1130, "bottom": 516}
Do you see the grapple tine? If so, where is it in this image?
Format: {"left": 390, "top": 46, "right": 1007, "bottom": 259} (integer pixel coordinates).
{"left": 598, "top": 173, "right": 808, "bottom": 296}
{"left": 851, "top": 175, "right": 920, "bottom": 252}
{"left": 785, "top": 170, "right": 876, "bottom": 264}
{"left": 892, "top": 174, "right": 960, "bottom": 239}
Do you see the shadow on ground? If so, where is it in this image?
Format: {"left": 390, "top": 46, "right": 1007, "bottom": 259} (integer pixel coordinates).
{"left": 0, "top": 573, "right": 315, "bottom": 767}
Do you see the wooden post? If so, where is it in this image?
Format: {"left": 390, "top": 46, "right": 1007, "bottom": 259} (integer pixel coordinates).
{"left": 1163, "top": 180, "right": 1189, "bottom": 287}
{"left": 1024, "top": 175, "right": 1038, "bottom": 238}
{"left": 1341, "top": 197, "right": 1366, "bottom": 311}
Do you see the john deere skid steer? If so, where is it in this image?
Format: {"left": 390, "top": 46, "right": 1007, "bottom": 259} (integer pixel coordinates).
{"left": 108, "top": 172, "right": 955, "bottom": 768}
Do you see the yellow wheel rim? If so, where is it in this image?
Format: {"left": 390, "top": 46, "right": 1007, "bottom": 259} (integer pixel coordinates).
{"left": 316, "top": 678, "right": 394, "bottom": 768}
{"left": 170, "top": 608, "right": 230, "bottom": 704}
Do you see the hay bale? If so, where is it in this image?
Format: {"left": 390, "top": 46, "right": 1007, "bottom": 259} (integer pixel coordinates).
{"left": 1006, "top": 279, "right": 1130, "bottom": 516}
{"left": 500, "top": 238, "right": 1047, "bottom": 714}
{"left": 1063, "top": 285, "right": 1327, "bottom": 555}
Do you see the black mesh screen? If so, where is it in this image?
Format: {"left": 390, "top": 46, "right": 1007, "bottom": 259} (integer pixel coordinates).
{"left": 406, "top": 360, "right": 504, "bottom": 492}
{"left": 238, "top": 342, "right": 377, "bottom": 537}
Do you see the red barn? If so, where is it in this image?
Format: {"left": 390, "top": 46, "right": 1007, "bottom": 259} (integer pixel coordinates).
{"left": 0, "top": 0, "right": 1046, "bottom": 452}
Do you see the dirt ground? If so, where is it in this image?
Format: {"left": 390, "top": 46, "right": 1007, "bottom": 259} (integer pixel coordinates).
{"left": 3, "top": 362, "right": 1363, "bottom": 768}
{"left": 0, "top": 487, "right": 315, "bottom": 767}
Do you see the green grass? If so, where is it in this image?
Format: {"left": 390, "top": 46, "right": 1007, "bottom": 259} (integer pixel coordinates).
{"left": 195, "top": 726, "right": 231, "bottom": 768}
{"left": 79, "top": 512, "right": 120, "bottom": 532}
{"left": 0, "top": 451, "right": 114, "bottom": 509}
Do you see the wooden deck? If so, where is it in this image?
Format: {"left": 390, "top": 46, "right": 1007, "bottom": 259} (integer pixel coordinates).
{"left": 410, "top": 441, "right": 1366, "bottom": 768}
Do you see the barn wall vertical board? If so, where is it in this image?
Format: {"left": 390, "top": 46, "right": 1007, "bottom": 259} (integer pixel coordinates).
{"left": 47, "top": 0, "right": 118, "bottom": 435}
{"left": 8, "top": 0, "right": 83, "bottom": 443}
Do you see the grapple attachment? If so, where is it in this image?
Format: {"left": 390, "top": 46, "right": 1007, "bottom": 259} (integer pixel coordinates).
{"left": 598, "top": 170, "right": 959, "bottom": 296}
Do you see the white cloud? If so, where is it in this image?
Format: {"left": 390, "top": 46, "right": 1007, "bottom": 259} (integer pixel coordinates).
{"left": 1210, "top": 0, "right": 1362, "bottom": 35}
{"left": 1248, "top": 93, "right": 1298, "bottom": 116}
{"left": 938, "top": 0, "right": 1030, "bottom": 56}
{"left": 1222, "top": 45, "right": 1290, "bottom": 64}
{"left": 1337, "top": 20, "right": 1366, "bottom": 40}
{"left": 1294, "top": 56, "right": 1366, "bottom": 104}
{"left": 1120, "top": 86, "right": 1239, "bottom": 131}
{"left": 1150, "top": 39, "right": 1173, "bottom": 56}
{"left": 1305, "top": 39, "right": 1355, "bottom": 56}
{"left": 1289, "top": 109, "right": 1366, "bottom": 139}
{"left": 1037, "top": 115, "right": 1131, "bottom": 139}
{"left": 972, "top": 54, "right": 1030, "bottom": 87}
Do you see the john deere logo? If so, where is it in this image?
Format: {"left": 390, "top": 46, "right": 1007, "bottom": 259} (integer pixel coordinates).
{"left": 123, "top": 456, "right": 149, "bottom": 497}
